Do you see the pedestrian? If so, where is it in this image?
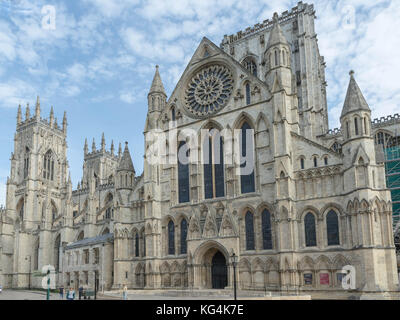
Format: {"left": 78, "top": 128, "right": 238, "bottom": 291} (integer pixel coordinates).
{"left": 122, "top": 285, "right": 128, "bottom": 300}
{"left": 66, "top": 287, "right": 75, "bottom": 300}
{"left": 59, "top": 286, "right": 64, "bottom": 300}
{"left": 78, "top": 286, "right": 83, "bottom": 300}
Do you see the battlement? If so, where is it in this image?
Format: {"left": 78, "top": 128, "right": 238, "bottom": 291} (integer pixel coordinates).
{"left": 372, "top": 113, "right": 400, "bottom": 128}
{"left": 84, "top": 134, "right": 121, "bottom": 160}
{"left": 220, "top": 1, "right": 314, "bottom": 46}
{"left": 325, "top": 113, "right": 400, "bottom": 138}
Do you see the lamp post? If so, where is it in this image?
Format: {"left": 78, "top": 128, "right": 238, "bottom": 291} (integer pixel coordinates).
{"left": 230, "top": 252, "right": 238, "bottom": 301}
{"left": 25, "top": 255, "right": 31, "bottom": 290}
{"left": 46, "top": 269, "right": 50, "bottom": 300}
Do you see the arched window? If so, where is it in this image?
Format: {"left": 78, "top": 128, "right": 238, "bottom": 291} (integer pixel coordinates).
{"left": 168, "top": 220, "right": 175, "bottom": 255}
{"left": 324, "top": 157, "right": 328, "bottom": 166}
{"left": 178, "top": 141, "right": 190, "bottom": 203}
{"left": 274, "top": 50, "right": 278, "bottom": 66}
{"left": 282, "top": 50, "right": 286, "bottom": 66}
{"left": 245, "top": 211, "right": 255, "bottom": 250}
{"left": 363, "top": 117, "right": 367, "bottom": 134}
{"left": 245, "top": 83, "right": 251, "bottom": 105}
{"left": 346, "top": 122, "right": 350, "bottom": 139}
{"left": 203, "top": 129, "right": 224, "bottom": 199}
{"left": 313, "top": 157, "right": 318, "bottom": 168}
{"left": 52, "top": 204, "right": 57, "bottom": 221}
{"left": 24, "top": 147, "right": 30, "bottom": 179}
{"left": 180, "top": 219, "right": 188, "bottom": 254}
{"left": 375, "top": 132, "right": 392, "bottom": 149}
{"left": 18, "top": 200, "right": 24, "bottom": 221}
{"left": 354, "top": 117, "right": 359, "bottom": 135}
{"left": 135, "top": 233, "right": 140, "bottom": 257}
{"left": 43, "top": 150, "right": 55, "bottom": 181}
{"left": 326, "top": 210, "right": 340, "bottom": 246}
{"left": 240, "top": 122, "right": 255, "bottom": 194}
{"left": 77, "top": 231, "right": 84, "bottom": 241}
{"left": 261, "top": 209, "right": 273, "bottom": 250}
{"left": 171, "top": 107, "right": 176, "bottom": 121}
{"left": 304, "top": 213, "right": 317, "bottom": 247}
{"left": 331, "top": 142, "right": 342, "bottom": 153}
{"left": 242, "top": 57, "right": 257, "bottom": 77}
{"left": 300, "top": 158, "right": 305, "bottom": 170}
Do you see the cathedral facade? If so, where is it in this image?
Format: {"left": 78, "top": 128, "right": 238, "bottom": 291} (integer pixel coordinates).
{"left": 1, "top": 2, "right": 399, "bottom": 297}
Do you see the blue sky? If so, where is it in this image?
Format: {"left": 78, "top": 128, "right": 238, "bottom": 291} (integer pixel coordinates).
{"left": 0, "top": 0, "right": 399, "bottom": 205}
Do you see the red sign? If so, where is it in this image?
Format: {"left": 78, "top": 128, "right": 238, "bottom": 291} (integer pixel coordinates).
{"left": 320, "top": 273, "right": 330, "bottom": 285}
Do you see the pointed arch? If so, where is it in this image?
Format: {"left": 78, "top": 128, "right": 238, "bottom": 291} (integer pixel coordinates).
{"left": 180, "top": 218, "right": 188, "bottom": 255}
{"left": 239, "top": 120, "right": 255, "bottom": 194}
{"left": 168, "top": 220, "right": 175, "bottom": 255}
{"left": 261, "top": 208, "right": 273, "bottom": 250}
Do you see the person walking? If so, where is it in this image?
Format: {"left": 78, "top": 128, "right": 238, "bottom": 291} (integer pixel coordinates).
{"left": 122, "top": 285, "right": 128, "bottom": 300}
{"left": 78, "top": 286, "right": 83, "bottom": 300}
{"left": 59, "top": 286, "right": 64, "bottom": 300}
{"left": 66, "top": 287, "right": 75, "bottom": 300}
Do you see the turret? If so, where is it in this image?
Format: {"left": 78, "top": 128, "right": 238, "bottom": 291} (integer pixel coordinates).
{"left": 111, "top": 140, "right": 115, "bottom": 155}
{"left": 118, "top": 142, "right": 122, "bottom": 159}
{"left": 92, "top": 138, "right": 96, "bottom": 153}
{"left": 340, "top": 71, "right": 376, "bottom": 190}
{"left": 145, "top": 65, "right": 167, "bottom": 132}
{"left": 264, "top": 13, "right": 292, "bottom": 92}
{"left": 116, "top": 142, "right": 135, "bottom": 191}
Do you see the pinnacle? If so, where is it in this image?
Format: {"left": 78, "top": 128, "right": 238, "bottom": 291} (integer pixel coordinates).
{"left": 266, "top": 12, "right": 289, "bottom": 49}
{"left": 341, "top": 71, "right": 371, "bottom": 119}
{"left": 149, "top": 65, "right": 166, "bottom": 96}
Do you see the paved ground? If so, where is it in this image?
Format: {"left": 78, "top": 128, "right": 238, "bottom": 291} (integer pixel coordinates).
{"left": 0, "top": 289, "right": 64, "bottom": 300}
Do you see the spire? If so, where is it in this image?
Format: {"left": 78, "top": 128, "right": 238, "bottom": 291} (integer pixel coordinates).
{"left": 111, "top": 140, "right": 115, "bottom": 155}
{"left": 84, "top": 138, "right": 88, "bottom": 155}
{"left": 50, "top": 106, "right": 54, "bottom": 126}
{"left": 149, "top": 65, "right": 166, "bottom": 96}
{"left": 62, "top": 111, "right": 67, "bottom": 132}
{"left": 117, "top": 142, "right": 135, "bottom": 173}
{"left": 35, "top": 96, "right": 40, "bottom": 119}
{"left": 101, "top": 133, "right": 106, "bottom": 151}
{"left": 266, "top": 12, "right": 289, "bottom": 49}
{"left": 25, "top": 103, "right": 30, "bottom": 120}
{"left": 118, "top": 142, "right": 122, "bottom": 158}
{"left": 17, "top": 104, "right": 22, "bottom": 125}
{"left": 54, "top": 117, "right": 58, "bottom": 129}
{"left": 340, "top": 71, "right": 371, "bottom": 119}
{"left": 92, "top": 138, "right": 96, "bottom": 152}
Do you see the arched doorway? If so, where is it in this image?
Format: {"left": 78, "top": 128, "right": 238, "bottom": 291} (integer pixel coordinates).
{"left": 211, "top": 251, "right": 227, "bottom": 289}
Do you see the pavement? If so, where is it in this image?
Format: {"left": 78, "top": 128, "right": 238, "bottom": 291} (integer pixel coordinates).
{"left": 0, "top": 289, "right": 64, "bottom": 300}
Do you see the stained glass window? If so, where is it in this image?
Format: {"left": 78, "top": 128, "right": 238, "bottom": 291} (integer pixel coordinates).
{"left": 178, "top": 141, "right": 190, "bottom": 203}
{"left": 203, "top": 129, "right": 225, "bottom": 199}
{"left": 262, "top": 209, "right": 273, "bottom": 250}
{"left": 245, "top": 211, "right": 255, "bottom": 250}
{"left": 327, "top": 210, "right": 340, "bottom": 246}
{"left": 180, "top": 219, "right": 188, "bottom": 254}
{"left": 304, "top": 213, "right": 317, "bottom": 247}
{"left": 240, "top": 122, "right": 255, "bottom": 194}
{"left": 135, "top": 233, "right": 139, "bottom": 257}
{"left": 168, "top": 220, "right": 175, "bottom": 255}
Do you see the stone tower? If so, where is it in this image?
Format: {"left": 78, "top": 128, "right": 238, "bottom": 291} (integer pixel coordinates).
{"left": 0, "top": 97, "right": 69, "bottom": 288}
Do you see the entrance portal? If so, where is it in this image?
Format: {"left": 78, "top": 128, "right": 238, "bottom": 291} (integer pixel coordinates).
{"left": 211, "top": 251, "right": 227, "bottom": 289}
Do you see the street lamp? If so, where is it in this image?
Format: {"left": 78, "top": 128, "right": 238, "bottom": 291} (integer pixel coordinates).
{"left": 230, "top": 251, "right": 238, "bottom": 301}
